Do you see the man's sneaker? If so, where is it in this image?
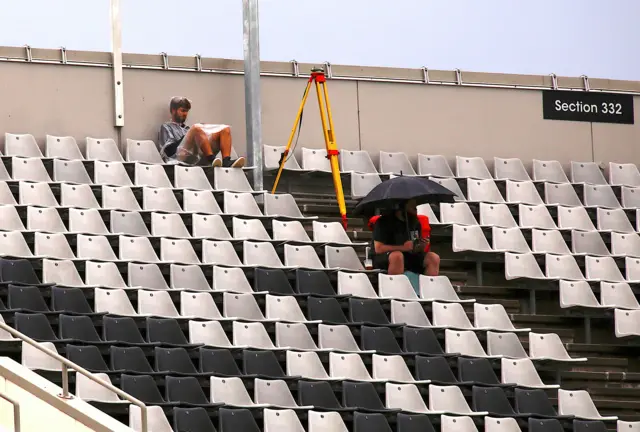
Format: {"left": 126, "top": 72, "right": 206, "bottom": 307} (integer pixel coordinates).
{"left": 223, "top": 157, "right": 246, "bottom": 168}
{"left": 211, "top": 158, "right": 223, "bottom": 167}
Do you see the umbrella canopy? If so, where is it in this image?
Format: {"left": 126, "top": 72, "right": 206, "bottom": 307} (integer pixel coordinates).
{"left": 353, "top": 175, "right": 456, "bottom": 216}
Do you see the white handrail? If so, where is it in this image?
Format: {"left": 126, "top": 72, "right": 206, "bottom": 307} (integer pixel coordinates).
{"left": 0, "top": 321, "right": 147, "bottom": 432}
{"left": 0, "top": 391, "right": 20, "bottom": 432}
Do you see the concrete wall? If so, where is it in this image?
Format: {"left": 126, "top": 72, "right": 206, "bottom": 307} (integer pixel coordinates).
{"left": 1, "top": 51, "right": 638, "bottom": 168}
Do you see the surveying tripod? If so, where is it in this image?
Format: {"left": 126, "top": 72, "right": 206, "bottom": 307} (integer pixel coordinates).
{"left": 271, "top": 67, "right": 348, "bottom": 229}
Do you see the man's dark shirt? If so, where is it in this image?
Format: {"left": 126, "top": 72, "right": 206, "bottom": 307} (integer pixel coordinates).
{"left": 158, "top": 122, "right": 190, "bottom": 159}
{"left": 372, "top": 214, "right": 421, "bottom": 253}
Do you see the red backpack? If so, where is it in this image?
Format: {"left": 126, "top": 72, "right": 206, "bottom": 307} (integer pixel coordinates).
{"left": 368, "top": 214, "right": 431, "bottom": 252}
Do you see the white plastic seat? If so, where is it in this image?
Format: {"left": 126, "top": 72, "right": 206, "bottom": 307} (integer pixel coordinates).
{"left": 610, "top": 162, "right": 640, "bottom": 187}
{"left": 440, "top": 202, "right": 477, "bottom": 225}
{"left": 0, "top": 182, "right": 16, "bottom": 205}
{"left": 615, "top": 308, "right": 640, "bottom": 337}
{"left": 318, "top": 323, "right": 363, "bottom": 352}
{"left": 504, "top": 252, "right": 546, "bottom": 280}
{"left": 226, "top": 293, "right": 268, "bottom": 321}
{"left": 94, "top": 161, "right": 132, "bottom": 186}
{"left": 183, "top": 189, "right": 222, "bottom": 214}
{"left": 128, "top": 262, "right": 169, "bottom": 289}
{"left": 571, "top": 230, "right": 610, "bottom": 256}
{"left": 182, "top": 293, "right": 223, "bottom": 319}
{"left": 418, "top": 154, "right": 453, "bottom": 177}
{"left": 202, "top": 240, "right": 243, "bottom": 266}
{"left": 559, "top": 280, "right": 607, "bottom": 310}
{"left": 313, "top": 220, "right": 352, "bottom": 244}
{"left": 584, "top": 184, "right": 621, "bottom": 208}
{"left": 545, "top": 254, "right": 585, "bottom": 280}
{"left": 142, "top": 186, "right": 182, "bottom": 212}
{"left": 12, "top": 157, "right": 51, "bottom": 182}
{"left": 174, "top": 165, "right": 212, "bottom": 190}
{"left": 571, "top": 161, "right": 608, "bottom": 185}
{"left": 531, "top": 229, "right": 571, "bottom": 254}
{"left": 390, "top": 300, "right": 435, "bottom": 327}
{"left": 379, "top": 151, "right": 416, "bottom": 175}
{"left": 452, "top": 224, "right": 492, "bottom": 252}
{"left": 233, "top": 217, "right": 271, "bottom": 240}
{"left": 254, "top": 378, "right": 304, "bottom": 408}
{"left": 385, "top": 382, "right": 436, "bottom": 414}
{"left": 600, "top": 281, "right": 640, "bottom": 309}
{"left": 265, "top": 294, "right": 310, "bottom": 322}
{"left": 42, "top": 258, "right": 85, "bottom": 286}
{"left": 126, "top": 139, "right": 164, "bottom": 164}
{"left": 138, "top": 289, "right": 179, "bottom": 317}
{"left": 419, "top": 275, "right": 473, "bottom": 303}
{"left": 585, "top": 255, "right": 625, "bottom": 282}
{"left": 134, "top": 162, "right": 172, "bottom": 188}
{"left": 329, "top": 352, "right": 379, "bottom": 381}
{"left": 110, "top": 210, "right": 150, "bottom": 236}
{"left": 189, "top": 319, "right": 233, "bottom": 346}
{"left": 617, "top": 421, "right": 640, "bottom": 432}
{"left": 340, "top": 149, "right": 378, "bottom": 174}
{"left": 494, "top": 157, "right": 531, "bottom": 181}
{"left": 519, "top": 204, "right": 557, "bottom": 229}
{"left": 373, "top": 354, "right": 428, "bottom": 383}
{"left": 263, "top": 144, "right": 304, "bottom": 171}
{"left": 76, "top": 373, "right": 123, "bottom": 403}
{"left": 484, "top": 417, "right": 521, "bottom": 432}
{"left": 284, "top": 244, "right": 324, "bottom": 269}
{"left": 225, "top": 191, "right": 263, "bottom": 216}
{"left": 429, "top": 177, "right": 465, "bottom": 201}
{"left": 34, "top": 232, "right": 75, "bottom": 259}
{"left": 505, "top": 180, "right": 543, "bottom": 204}
{"left": 621, "top": 186, "right": 640, "bottom": 209}
{"left": 501, "top": 358, "right": 559, "bottom": 389}
{"left": 558, "top": 389, "right": 618, "bottom": 420}
{"left": 129, "top": 405, "right": 172, "bottom": 432}
{"left": 276, "top": 322, "right": 323, "bottom": 351}
{"left": 264, "top": 408, "right": 306, "bottom": 432}
{"left": 151, "top": 212, "right": 191, "bottom": 238}
{"left": 456, "top": 155, "right": 492, "bottom": 179}
{"left": 5, "top": 133, "right": 42, "bottom": 157}
{"left": 213, "top": 166, "right": 255, "bottom": 191}
{"left": 0, "top": 206, "right": 26, "bottom": 231}
{"left": 350, "top": 173, "right": 382, "bottom": 199}
{"left": 441, "top": 415, "right": 480, "bottom": 432}
{"left": 286, "top": 351, "right": 332, "bottom": 380}
{"left": 263, "top": 193, "right": 306, "bottom": 219}
{"left": 337, "top": 271, "right": 378, "bottom": 298}
{"left": 19, "top": 181, "right": 58, "bottom": 206}
{"left": 597, "top": 208, "right": 634, "bottom": 233}
{"left": 68, "top": 208, "right": 109, "bottom": 234}
{"left": 272, "top": 220, "right": 311, "bottom": 243}
{"left": 492, "top": 226, "right": 531, "bottom": 253}
{"left": 433, "top": 302, "right": 477, "bottom": 329}
{"left": 529, "top": 332, "right": 587, "bottom": 362}
{"left": 557, "top": 206, "right": 596, "bottom": 231}
{"left": 378, "top": 273, "right": 421, "bottom": 301}
{"left": 233, "top": 320, "right": 273, "bottom": 346}
{"left": 85, "top": 261, "right": 127, "bottom": 288}
{"left": 119, "top": 235, "right": 160, "bottom": 262}
{"left": 102, "top": 185, "right": 141, "bottom": 211}
{"left": 171, "top": 264, "right": 211, "bottom": 291}
{"left": 160, "top": 237, "right": 201, "bottom": 264}
{"left": 544, "top": 182, "right": 582, "bottom": 206}
{"left": 244, "top": 241, "right": 285, "bottom": 267}
{"left": 324, "top": 245, "right": 364, "bottom": 270}
{"left": 301, "top": 147, "right": 331, "bottom": 172}
{"left": 60, "top": 183, "right": 100, "bottom": 209}
{"left": 308, "top": 411, "right": 348, "bottom": 432}
{"left": 416, "top": 203, "right": 440, "bottom": 224}
{"left": 445, "top": 329, "right": 497, "bottom": 358}
{"left": 53, "top": 159, "right": 92, "bottom": 184}
{"left": 210, "top": 376, "right": 259, "bottom": 407}
{"left": 466, "top": 178, "right": 504, "bottom": 203}
{"left": 0, "top": 160, "right": 10, "bottom": 181}
{"left": 474, "top": 303, "right": 530, "bottom": 332}
{"left": 479, "top": 203, "right": 518, "bottom": 228}
{"left": 429, "top": 384, "right": 487, "bottom": 415}
{"left": 76, "top": 234, "right": 118, "bottom": 261}
{"left": 532, "top": 159, "right": 569, "bottom": 183}
{"left": 86, "top": 137, "right": 123, "bottom": 162}
{"left": 486, "top": 331, "right": 529, "bottom": 359}
{"left": 626, "top": 257, "right": 640, "bottom": 282}
{"left": 192, "top": 214, "right": 231, "bottom": 239}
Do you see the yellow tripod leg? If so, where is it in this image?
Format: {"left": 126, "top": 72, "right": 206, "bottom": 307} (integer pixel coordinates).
{"left": 271, "top": 78, "right": 314, "bottom": 194}
{"left": 315, "top": 80, "right": 348, "bottom": 229}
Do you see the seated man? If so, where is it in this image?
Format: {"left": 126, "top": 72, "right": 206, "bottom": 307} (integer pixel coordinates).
{"left": 158, "top": 96, "right": 245, "bottom": 168}
{"left": 372, "top": 199, "right": 440, "bottom": 276}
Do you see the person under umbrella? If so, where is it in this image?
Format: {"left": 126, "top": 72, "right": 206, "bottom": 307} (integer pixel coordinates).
{"left": 370, "top": 199, "right": 439, "bottom": 276}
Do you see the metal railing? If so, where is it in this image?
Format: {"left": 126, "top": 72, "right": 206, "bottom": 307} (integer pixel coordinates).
{"left": 0, "top": 321, "right": 148, "bottom": 432}
{"left": 0, "top": 391, "right": 20, "bottom": 432}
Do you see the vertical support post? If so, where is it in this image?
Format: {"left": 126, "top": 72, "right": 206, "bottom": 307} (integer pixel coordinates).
{"left": 242, "top": 0, "right": 264, "bottom": 191}
{"left": 110, "top": 0, "right": 125, "bottom": 129}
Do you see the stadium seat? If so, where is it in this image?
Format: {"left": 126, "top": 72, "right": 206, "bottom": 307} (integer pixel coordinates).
{"left": 126, "top": 139, "right": 164, "bottom": 164}
{"left": 86, "top": 137, "right": 123, "bottom": 162}
{"left": 456, "top": 155, "right": 492, "bottom": 180}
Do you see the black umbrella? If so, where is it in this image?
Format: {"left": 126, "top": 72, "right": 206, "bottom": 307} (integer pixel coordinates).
{"left": 353, "top": 176, "right": 456, "bottom": 216}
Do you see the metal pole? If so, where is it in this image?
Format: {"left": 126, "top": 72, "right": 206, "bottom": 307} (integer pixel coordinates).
{"left": 242, "top": 0, "right": 264, "bottom": 191}
{"left": 110, "top": 0, "right": 124, "bottom": 128}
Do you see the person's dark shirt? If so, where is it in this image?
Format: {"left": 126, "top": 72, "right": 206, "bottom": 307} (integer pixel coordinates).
{"left": 158, "top": 122, "right": 190, "bottom": 159}
{"left": 372, "top": 213, "right": 421, "bottom": 253}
